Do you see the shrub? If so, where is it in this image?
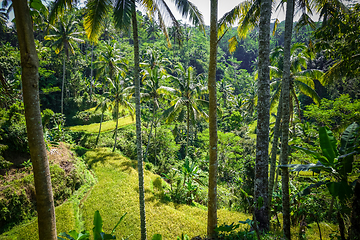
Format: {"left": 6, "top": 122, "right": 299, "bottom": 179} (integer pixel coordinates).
{"left": 0, "top": 147, "right": 95, "bottom": 234}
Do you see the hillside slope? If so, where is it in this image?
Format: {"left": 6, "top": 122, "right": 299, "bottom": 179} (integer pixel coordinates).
{"left": 0, "top": 148, "right": 251, "bottom": 239}
{"left": 81, "top": 148, "right": 251, "bottom": 239}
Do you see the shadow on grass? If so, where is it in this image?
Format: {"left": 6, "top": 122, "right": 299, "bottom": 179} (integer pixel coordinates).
{"left": 85, "top": 149, "right": 120, "bottom": 169}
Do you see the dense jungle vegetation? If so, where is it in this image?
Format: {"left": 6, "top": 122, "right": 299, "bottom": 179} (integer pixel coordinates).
{"left": 0, "top": 0, "right": 360, "bottom": 239}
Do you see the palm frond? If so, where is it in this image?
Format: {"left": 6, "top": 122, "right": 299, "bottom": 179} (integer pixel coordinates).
{"left": 48, "top": 0, "right": 76, "bottom": 25}
{"left": 237, "top": 0, "right": 260, "bottom": 39}
{"left": 228, "top": 36, "right": 238, "bottom": 54}
{"left": 84, "top": 0, "right": 112, "bottom": 43}
{"left": 272, "top": 18, "right": 280, "bottom": 36}
{"left": 113, "top": 0, "right": 134, "bottom": 31}
{"left": 218, "top": 1, "right": 251, "bottom": 37}
{"left": 294, "top": 80, "right": 320, "bottom": 105}
{"left": 270, "top": 83, "right": 281, "bottom": 112}
{"left": 171, "top": 0, "right": 205, "bottom": 32}
{"left": 323, "top": 54, "right": 360, "bottom": 86}
{"left": 295, "top": 12, "right": 316, "bottom": 32}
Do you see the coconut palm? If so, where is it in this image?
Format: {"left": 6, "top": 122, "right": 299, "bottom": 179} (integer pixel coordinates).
{"left": 96, "top": 41, "right": 126, "bottom": 85}
{"left": 217, "top": 78, "right": 234, "bottom": 108}
{"left": 50, "top": 1, "right": 204, "bottom": 238}
{"left": 269, "top": 43, "right": 324, "bottom": 117}
{"left": 0, "top": 8, "right": 7, "bottom": 33}
{"left": 140, "top": 49, "right": 172, "bottom": 160}
{"left": 12, "top": 0, "right": 57, "bottom": 239}
{"left": 207, "top": 0, "right": 219, "bottom": 237}
{"left": 162, "top": 63, "right": 209, "bottom": 156}
{"left": 107, "top": 74, "right": 134, "bottom": 152}
{"left": 44, "top": 15, "right": 84, "bottom": 114}
{"left": 84, "top": 1, "right": 204, "bottom": 239}
{"left": 94, "top": 95, "right": 111, "bottom": 147}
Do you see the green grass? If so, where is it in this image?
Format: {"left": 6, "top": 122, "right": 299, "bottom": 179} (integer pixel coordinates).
{"left": 0, "top": 147, "right": 338, "bottom": 240}
{"left": 0, "top": 201, "right": 76, "bottom": 240}
{"left": 69, "top": 115, "right": 134, "bottom": 133}
{"left": 81, "top": 148, "right": 251, "bottom": 239}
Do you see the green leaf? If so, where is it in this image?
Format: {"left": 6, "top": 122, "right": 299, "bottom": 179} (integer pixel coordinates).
{"left": 291, "top": 145, "right": 330, "bottom": 166}
{"left": 339, "top": 122, "right": 359, "bottom": 155}
{"left": 152, "top": 234, "right": 162, "bottom": 240}
{"left": 111, "top": 212, "right": 127, "bottom": 234}
{"left": 93, "top": 210, "right": 103, "bottom": 240}
{"left": 279, "top": 161, "right": 332, "bottom": 174}
{"left": 327, "top": 181, "right": 353, "bottom": 200}
{"left": 296, "top": 181, "right": 328, "bottom": 197}
{"left": 319, "top": 127, "right": 338, "bottom": 165}
{"left": 214, "top": 222, "right": 240, "bottom": 232}
{"left": 337, "top": 152, "right": 356, "bottom": 177}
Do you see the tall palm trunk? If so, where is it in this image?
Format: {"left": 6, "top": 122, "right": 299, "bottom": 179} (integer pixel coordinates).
{"left": 95, "top": 107, "right": 104, "bottom": 147}
{"left": 186, "top": 102, "right": 190, "bottom": 156}
{"left": 132, "top": 7, "right": 147, "bottom": 240}
{"left": 144, "top": 101, "right": 156, "bottom": 161}
{"left": 90, "top": 43, "right": 94, "bottom": 102}
{"left": 13, "top": 0, "right": 57, "bottom": 239}
{"left": 280, "top": 0, "right": 295, "bottom": 238}
{"left": 254, "top": 0, "right": 271, "bottom": 232}
{"left": 268, "top": 95, "right": 283, "bottom": 211}
{"left": 61, "top": 52, "right": 65, "bottom": 114}
{"left": 113, "top": 101, "right": 119, "bottom": 152}
{"left": 207, "top": 0, "right": 218, "bottom": 238}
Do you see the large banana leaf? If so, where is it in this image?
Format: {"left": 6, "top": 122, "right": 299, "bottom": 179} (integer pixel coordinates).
{"left": 319, "top": 126, "right": 338, "bottom": 165}
{"left": 339, "top": 122, "right": 359, "bottom": 155}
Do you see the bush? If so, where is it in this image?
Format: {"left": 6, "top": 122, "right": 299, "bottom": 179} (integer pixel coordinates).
{"left": 71, "top": 110, "right": 111, "bottom": 126}
{"left": 0, "top": 148, "right": 95, "bottom": 234}
{"left": 0, "top": 101, "right": 28, "bottom": 153}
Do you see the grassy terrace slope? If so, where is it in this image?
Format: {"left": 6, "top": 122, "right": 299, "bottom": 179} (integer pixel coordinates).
{"left": 0, "top": 147, "right": 339, "bottom": 239}
{"left": 69, "top": 115, "right": 134, "bottom": 133}
{"left": 81, "top": 148, "right": 250, "bottom": 239}
{"left": 0, "top": 148, "right": 251, "bottom": 239}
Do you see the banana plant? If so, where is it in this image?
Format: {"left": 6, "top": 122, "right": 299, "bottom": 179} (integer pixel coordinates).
{"left": 58, "top": 211, "right": 127, "bottom": 240}
{"left": 280, "top": 122, "right": 360, "bottom": 200}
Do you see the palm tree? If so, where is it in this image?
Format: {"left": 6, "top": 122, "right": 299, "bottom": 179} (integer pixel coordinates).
{"left": 107, "top": 74, "right": 134, "bottom": 152}
{"left": 217, "top": 78, "right": 234, "bottom": 108}
{"left": 163, "top": 63, "right": 209, "bottom": 157}
{"left": 269, "top": 43, "right": 324, "bottom": 116}
{"left": 96, "top": 41, "right": 125, "bottom": 80}
{"left": 50, "top": 1, "right": 204, "bottom": 239}
{"left": 12, "top": 0, "right": 57, "bottom": 239}
{"left": 44, "top": 15, "right": 84, "bottom": 114}
{"left": 140, "top": 49, "right": 172, "bottom": 160}
{"left": 0, "top": 8, "right": 7, "bottom": 34}
{"left": 207, "top": 0, "right": 218, "bottom": 238}
{"left": 267, "top": 44, "right": 324, "bottom": 212}
{"left": 279, "top": 0, "right": 295, "bottom": 238}
{"left": 94, "top": 95, "right": 111, "bottom": 147}
{"left": 254, "top": 0, "right": 272, "bottom": 232}
{"left": 87, "top": 1, "right": 203, "bottom": 239}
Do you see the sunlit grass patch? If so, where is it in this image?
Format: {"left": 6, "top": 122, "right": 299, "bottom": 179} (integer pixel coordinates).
{"left": 81, "top": 148, "right": 252, "bottom": 239}
{"left": 0, "top": 202, "right": 76, "bottom": 240}
{"left": 69, "top": 115, "right": 134, "bottom": 133}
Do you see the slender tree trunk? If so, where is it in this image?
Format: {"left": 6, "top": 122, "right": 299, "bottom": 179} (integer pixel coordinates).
{"left": 280, "top": 0, "right": 295, "bottom": 239}
{"left": 113, "top": 102, "right": 119, "bottom": 152}
{"left": 268, "top": 96, "right": 283, "bottom": 213}
{"left": 132, "top": 8, "right": 147, "bottom": 240}
{"left": 186, "top": 102, "right": 190, "bottom": 157}
{"left": 90, "top": 43, "right": 94, "bottom": 102}
{"left": 144, "top": 106, "right": 156, "bottom": 161}
{"left": 207, "top": 0, "right": 218, "bottom": 238}
{"left": 61, "top": 53, "right": 65, "bottom": 114}
{"left": 95, "top": 108, "right": 104, "bottom": 147}
{"left": 254, "top": 0, "right": 271, "bottom": 232}
{"left": 349, "top": 180, "right": 360, "bottom": 240}
{"left": 13, "top": 0, "right": 57, "bottom": 239}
